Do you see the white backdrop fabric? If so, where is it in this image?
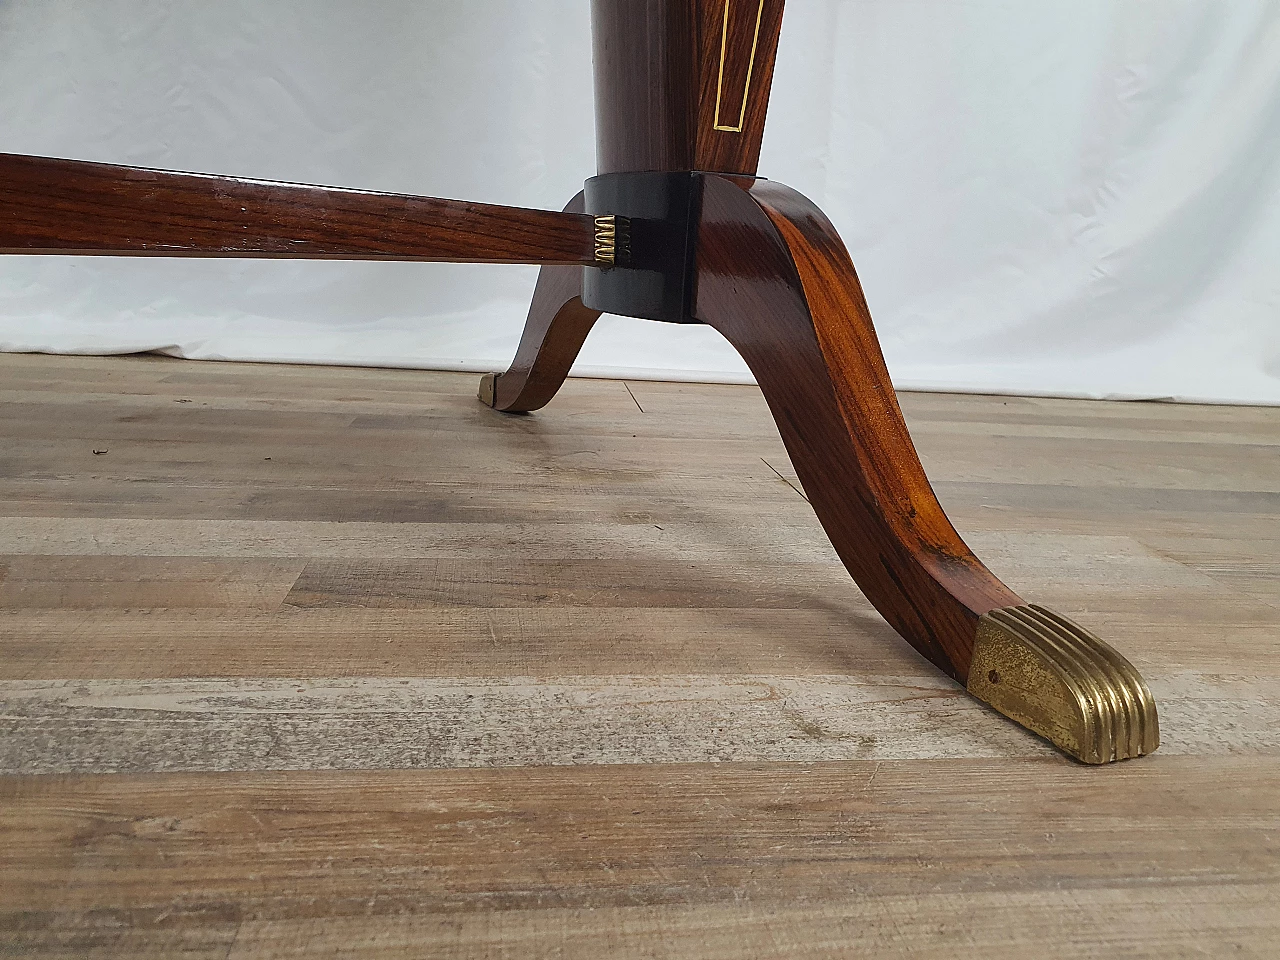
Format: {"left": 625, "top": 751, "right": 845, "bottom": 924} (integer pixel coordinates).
{"left": 2, "top": 0, "right": 1278, "bottom": 404}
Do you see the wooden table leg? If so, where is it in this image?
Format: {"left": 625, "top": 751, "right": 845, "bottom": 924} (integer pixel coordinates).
{"left": 696, "top": 173, "right": 1159, "bottom": 764}
{"left": 479, "top": 194, "right": 605, "bottom": 413}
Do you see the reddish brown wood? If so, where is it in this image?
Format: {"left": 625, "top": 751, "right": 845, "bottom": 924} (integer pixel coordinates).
{"left": 591, "top": 0, "right": 783, "bottom": 176}
{"left": 0, "top": 154, "right": 599, "bottom": 265}
{"left": 694, "top": 174, "right": 1023, "bottom": 680}
{"left": 693, "top": 0, "right": 784, "bottom": 176}
{"left": 499, "top": 0, "right": 1019, "bottom": 679}
{"left": 592, "top": 0, "right": 696, "bottom": 174}
{"left": 481, "top": 196, "right": 604, "bottom": 413}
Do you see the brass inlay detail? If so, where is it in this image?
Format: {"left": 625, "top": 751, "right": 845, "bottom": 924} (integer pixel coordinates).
{"left": 593, "top": 215, "right": 630, "bottom": 268}
{"left": 967, "top": 604, "right": 1159, "bottom": 764}
{"left": 713, "top": 0, "right": 767, "bottom": 133}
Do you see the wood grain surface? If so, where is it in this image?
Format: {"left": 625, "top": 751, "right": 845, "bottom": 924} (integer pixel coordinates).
{"left": 0, "top": 153, "right": 599, "bottom": 264}
{"left": 693, "top": 0, "right": 784, "bottom": 175}
{"left": 590, "top": 0, "right": 783, "bottom": 175}
{"left": 696, "top": 175, "right": 1021, "bottom": 681}
{"left": 483, "top": 193, "right": 604, "bottom": 412}
{"left": 1, "top": 353, "right": 1278, "bottom": 958}
{"left": 591, "top": 0, "right": 698, "bottom": 174}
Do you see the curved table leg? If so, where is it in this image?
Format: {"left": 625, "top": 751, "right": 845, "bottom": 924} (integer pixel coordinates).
{"left": 695, "top": 174, "right": 1158, "bottom": 763}
{"left": 479, "top": 193, "right": 603, "bottom": 413}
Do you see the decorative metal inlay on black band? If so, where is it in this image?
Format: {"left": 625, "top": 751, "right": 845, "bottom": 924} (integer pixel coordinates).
{"left": 582, "top": 172, "right": 700, "bottom": 325}
{"left": 593, "top": 215, "right": 631, "bottom": 268}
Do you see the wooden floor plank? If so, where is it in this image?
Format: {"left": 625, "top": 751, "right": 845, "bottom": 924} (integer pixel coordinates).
{"left": 0, "top": 353, "right": 1277, "bottom": 958}
{"left": 2, "top": 760, "right": 1278, "bottom": 957}
{"left": 229, "top": 888, "right": 1280, "bottom": 960}
{"left": 2, "top": 598, "right": 1277, "bottom": 681}
{"left": 0, "top": 606, "right": 931, "bottom": 680}
{"left": 1, "top": 669, "right": 1275, "bottom": 774}
{"left": 0, "top": 557, "right": 303, "bottom": 610}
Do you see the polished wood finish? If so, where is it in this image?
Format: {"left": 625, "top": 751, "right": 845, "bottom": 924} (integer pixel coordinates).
{"left": 592, "top": 0, "right": 696, "bottom": 174}
{"left": 694, "top": 0, "right": 784, "bottom": 175}
{"left": 591, "top": 0, "right": 783, "bottom": 175}
{"left": 1, "top": 353, "right": 1278, "bottom": 958}
{"left": 696, "top": 175, "right": 1021, "bottom": 680}
{"left": 481, "top": 271, "right": 601, "bottom": 413}
{"left": 0, "top": 153, "right": 599, "bottom": 264}
{"left": 482, "top": 195, "right": 603, "bottom": 412}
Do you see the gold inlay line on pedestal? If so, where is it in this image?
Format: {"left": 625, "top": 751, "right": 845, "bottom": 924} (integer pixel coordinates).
{"left": 713, "top": 0, "right": 767, "bottom": 133}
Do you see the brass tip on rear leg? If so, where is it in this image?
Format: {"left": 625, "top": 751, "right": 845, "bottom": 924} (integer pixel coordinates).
{"left": 478, "top": 373, "right": 498, "bottom": 407}
{"left": 967, "top": 604, "right": 1160, "bottom": 764}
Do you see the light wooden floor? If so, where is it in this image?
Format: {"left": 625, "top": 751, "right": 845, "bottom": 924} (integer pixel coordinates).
{"left": 1, "top": 352, "right": 1277, "bottom": 959}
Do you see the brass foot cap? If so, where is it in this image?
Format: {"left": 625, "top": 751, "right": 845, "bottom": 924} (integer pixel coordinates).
{"left": 967, "top": 605, "right": 1159, "bottom": 764}
{"left": 477, "top": 373, "right": 498, "bottom": 407}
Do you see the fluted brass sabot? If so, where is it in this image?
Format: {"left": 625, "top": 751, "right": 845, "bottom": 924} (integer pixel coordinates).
{"left": 968, "top": 604, "right": 1159, "bottom": 764}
